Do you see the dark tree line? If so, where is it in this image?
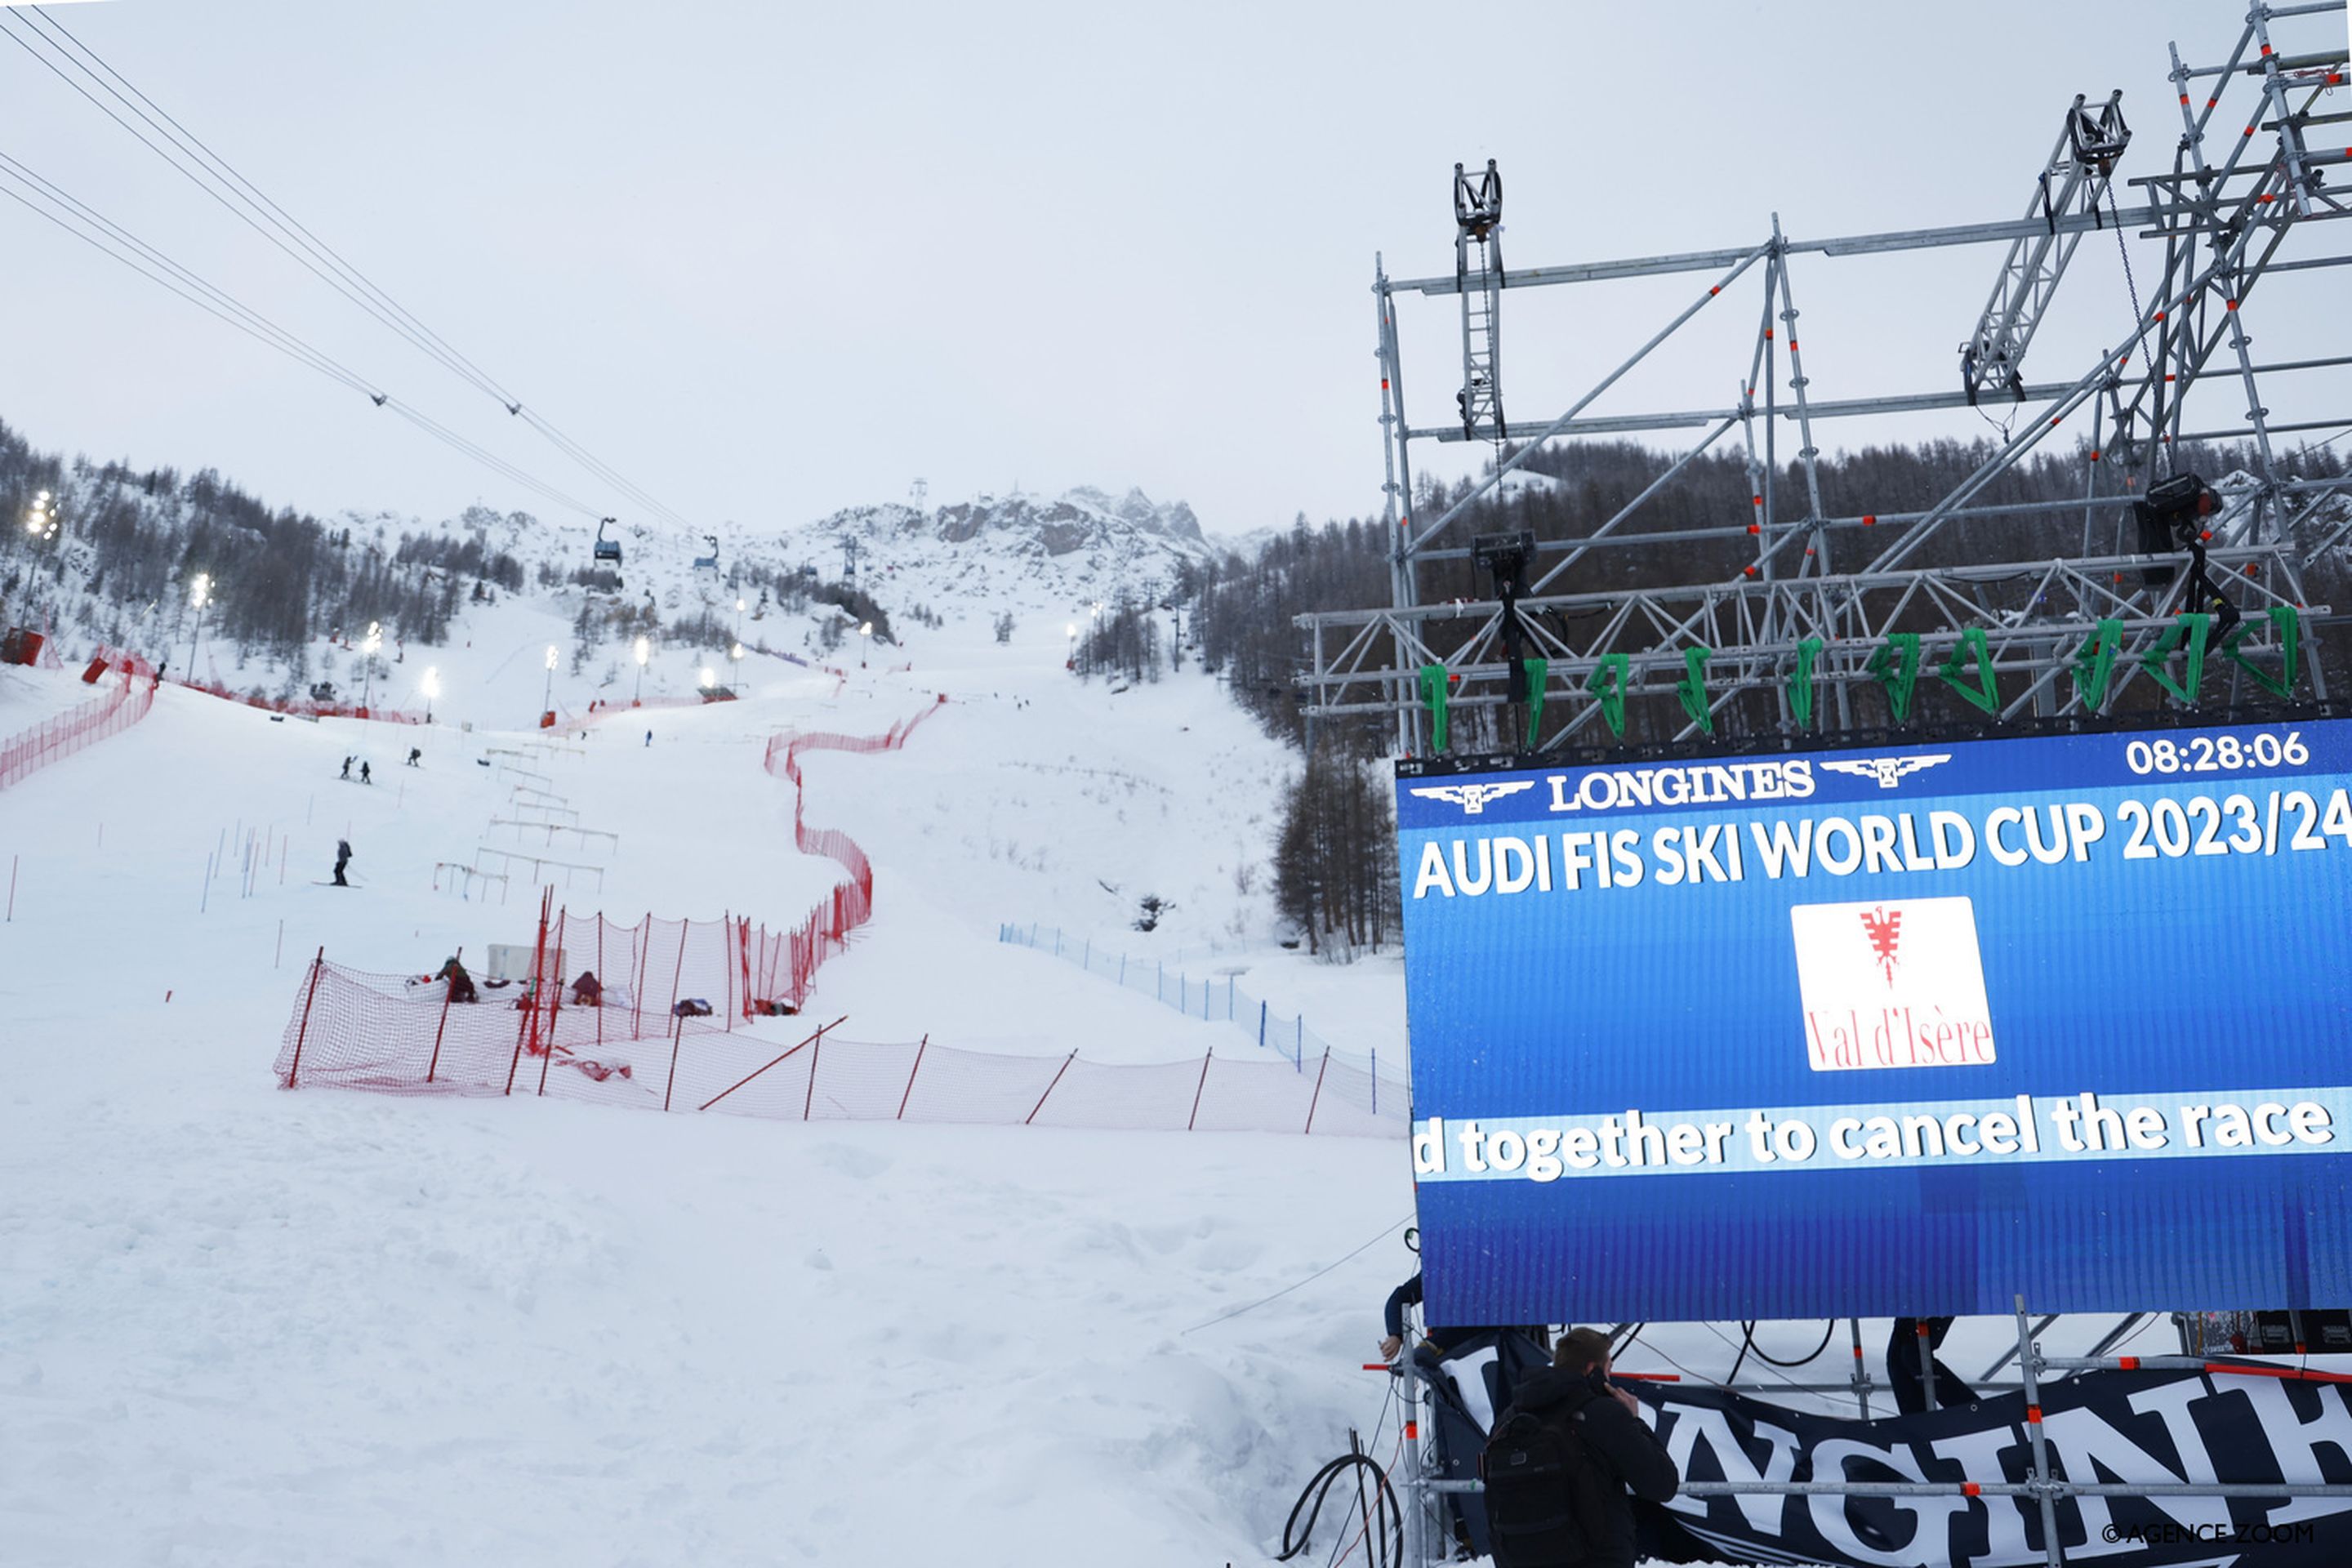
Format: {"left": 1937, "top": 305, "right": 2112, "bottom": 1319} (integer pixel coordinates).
{"left": 1200, "top": 434, "right": 2351, "bottom": 954}
{"left": 1072, "top": 596, "right": 1164, "bottom": 684}
{"left": 0, "top": 420, "right": 526, "bottom": 671}
{"left": 1271, "top": 746, "right": 1398, "bottom": 956}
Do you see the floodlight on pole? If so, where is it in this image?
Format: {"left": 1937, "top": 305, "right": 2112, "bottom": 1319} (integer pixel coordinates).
{"left": 362, "top": 621, "right": 383, "bottom": 710}
{"left": 634, "top": 634, "right": 650, "bottom": 704}
{"left": 858, "top": 621, "right": 871, "bottom": 670}
{"left": 189, "top": 572, "right": 212, "bottom": 668}
{"left": 543, "top": 643, "right": 558, "bottom": 718}
{"left": 700, "top": 665, "right": 715, "bottom": 690}
{"left": 421, "top": 666, "right": 440, "bottom": 723}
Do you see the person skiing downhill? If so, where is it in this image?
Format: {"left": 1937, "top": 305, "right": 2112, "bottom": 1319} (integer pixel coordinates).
{"left": 359, "top": 760, "right": 372, "bottom": 785}
{"left": 340, "top": 756, "right": 352, "bottom": 780}
{"left": 332, "top": 839, "right": 353, "bottom": 887}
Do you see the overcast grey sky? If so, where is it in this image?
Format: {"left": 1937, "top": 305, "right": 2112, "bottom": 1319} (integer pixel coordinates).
{"left": 2, "top": 0, "right": 2342, "bottom": 543}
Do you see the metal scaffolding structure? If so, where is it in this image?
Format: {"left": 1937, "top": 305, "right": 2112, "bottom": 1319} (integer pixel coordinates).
{"left": 1312, "top": 3, "right": 2352, "bottom": 760}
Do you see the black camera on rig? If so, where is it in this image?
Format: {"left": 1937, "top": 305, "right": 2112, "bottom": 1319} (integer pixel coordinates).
{"left": 1472, "top": 530, "right": 1538, "bottom": 703}
{"left": 2132, "top": 471, "right": 2240, "bottom": 633}
{"left": 2132, "top": 473, "right": 2219, "bottom": 586}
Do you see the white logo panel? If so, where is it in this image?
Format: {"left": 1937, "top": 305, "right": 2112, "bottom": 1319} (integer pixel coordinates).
{"left": 1790, "top": 895, "right": 1996, "bottom": 1072}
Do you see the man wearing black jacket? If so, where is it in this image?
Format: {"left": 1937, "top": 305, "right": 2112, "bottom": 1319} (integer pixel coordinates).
{"left": 1490, "top": 1327, "right": 1679, "bottom": 1568}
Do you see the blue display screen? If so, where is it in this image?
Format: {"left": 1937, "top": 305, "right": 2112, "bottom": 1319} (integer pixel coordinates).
{"left": 1395, "top": 719, "right": 2352, "bottom": 1324}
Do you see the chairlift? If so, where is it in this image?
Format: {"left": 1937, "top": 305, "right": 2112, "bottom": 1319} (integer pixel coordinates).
{"left": 694, "top": 534, "right": 720, "bottom": 573}
{"left": 594, "top": 517, "right": 623, "bottom": 566}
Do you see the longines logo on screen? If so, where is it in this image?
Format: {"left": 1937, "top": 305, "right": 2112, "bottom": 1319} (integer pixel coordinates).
{"left": 1790, "top": 895, "right": 1997, "bottom": 1071}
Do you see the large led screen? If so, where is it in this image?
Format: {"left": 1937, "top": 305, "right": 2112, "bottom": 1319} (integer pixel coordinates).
{"left": 1396, "top": 719, "right": 2352, "bottom": 1324}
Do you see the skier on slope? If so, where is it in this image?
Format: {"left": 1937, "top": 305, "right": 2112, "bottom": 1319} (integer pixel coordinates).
{"left": 332, "top": 839, "right": 353, "bottom": 887}
{"left": 359, "top": 760, "right": 372, "bottom": 785}
{"left": 340, "top": 756, "right": 353, "bottom": 780}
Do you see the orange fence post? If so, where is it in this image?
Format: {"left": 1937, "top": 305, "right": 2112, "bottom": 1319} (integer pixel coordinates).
{"left": 697, "top": 1017, "right": 844, "bottom": 1112}
{"left": 284, "top": 947, "right": 327, "bottom": 1088}
{"left": 897, "top": 1035, "right": 928, "bottom": 1120}
{"left": 632, "top": 915, "right": 648, "bottom": 1039}
{"left": 537, "top": 902, "right": 567, "bottom": 1096}
{"left": 1025, "top": 1051, "right": 1076, "bottom": 1125}
{"left": 425, "top": 970, "right": 456, "bottom": 1085}
{"left": 662, "top": 1013, "right": 684, "bottom": 1112}
{"left": 803, "top": 1027, "right": 821, "bottom": 1120}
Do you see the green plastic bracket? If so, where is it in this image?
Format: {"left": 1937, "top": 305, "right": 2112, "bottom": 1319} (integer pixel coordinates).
{"left": 2219, "top": 606, "right": 2301, "bottom": 698}
{"left": 1675, "top": 646, "right": 1715, "bottom": 735}
{"left": 1868, "top": 633, "right": 1923, "bottom": 724}
{"left": 2072, "top": 618, "right": 2123, "bottom": 710}
{"left": 1933, "top": 626, "right": 2000, "bottom": 715}
{"left": 1788, "top": 638, "right": 1823, "bottom": 730}
{"left": 1417, "top": 664, "right": 1451, "bottom": 753}
{"left": 2140, "top": 613, "right": 2214, "bottom": 705}
{"left": 1586, "top": 654, "right": 1629, "bottom": 741}
{"left": 1521, "top": 658, "right": 1549, "bottom": 750}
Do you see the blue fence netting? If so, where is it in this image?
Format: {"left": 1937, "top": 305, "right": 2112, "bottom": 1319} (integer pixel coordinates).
{"left": 996, "top": 922, "right": 1405, "bottom": 1098}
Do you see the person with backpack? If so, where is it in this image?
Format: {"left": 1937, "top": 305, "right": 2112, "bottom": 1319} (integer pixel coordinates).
{"left": 331, "top": 839, "right": 354, "bottom": 887}
{"left": 434, "top": 956, "right": 479, "bottom": 1004}
{"left": 1480, "top": 1327, "right": 1677, "bottom": 1568}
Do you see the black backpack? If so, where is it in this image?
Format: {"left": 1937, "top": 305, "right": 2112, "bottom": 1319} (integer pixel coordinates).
{"left": 1479, "top": 1404, "right": 1612, "bottom": 1568}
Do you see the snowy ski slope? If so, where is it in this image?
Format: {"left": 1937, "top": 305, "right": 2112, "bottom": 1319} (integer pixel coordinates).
{"left": 0, "top": 580, "right": 2187, "bottom": 1566}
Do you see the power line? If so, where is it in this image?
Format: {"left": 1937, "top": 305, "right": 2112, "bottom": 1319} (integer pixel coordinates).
{"left": 11, "top": 4, "right": 700, "bottom": 530}
{"left": 0, "top": 153, "right": 596, "bottom": 517}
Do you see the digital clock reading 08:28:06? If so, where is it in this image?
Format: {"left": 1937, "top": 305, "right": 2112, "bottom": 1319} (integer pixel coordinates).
{"left": 2122, "top": 729, "right": 2310, "bottom": 776}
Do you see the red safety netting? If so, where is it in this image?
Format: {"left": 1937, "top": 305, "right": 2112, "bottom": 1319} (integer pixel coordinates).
{"left": 271, "top": 963, "right": 1399, "bottom": 1138}
{"left": 0, "top": 650, "right": 157, "bottom": 791}
{"left": 753, "top": 699, "right": 947, "bottom": 1006}
{"left": 172, "top": 678, "right": 425, "bottom": 725}
{"left": 268, "top": 700, "right": 1396, "bottom": 1137}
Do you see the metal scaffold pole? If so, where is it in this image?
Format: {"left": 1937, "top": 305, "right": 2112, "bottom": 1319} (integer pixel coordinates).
{"left": 1304, "top": 3, "right": 2352, "bottom": 752}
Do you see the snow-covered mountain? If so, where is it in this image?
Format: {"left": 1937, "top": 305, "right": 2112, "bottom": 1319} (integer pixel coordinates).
{"left": 782, "top": 486, "right": 1214, "bottom": 610}
{"left": 1, "top": 417, "right": 1225, "bottom": 703}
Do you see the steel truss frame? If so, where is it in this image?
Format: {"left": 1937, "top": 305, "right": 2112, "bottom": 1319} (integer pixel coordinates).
{"left": 1315, "top": 3, "right": 2352, "bottom": 759}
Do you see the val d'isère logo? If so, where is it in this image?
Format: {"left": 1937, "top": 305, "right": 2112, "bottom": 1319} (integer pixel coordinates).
{"left": 1860, "top": 906, "right": 1902, "bottom": 985}
{"left": 1791, "top": 896, "right": 1995, "bottom": 1071}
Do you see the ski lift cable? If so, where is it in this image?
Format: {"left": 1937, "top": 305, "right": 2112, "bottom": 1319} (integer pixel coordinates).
{"left": 0, "top": 163, "right": 596, "bottom": 517}
{"left": 24, "top": 4, "right": 514, "bottom": 399}
{"left": 9, "top": 6, "right": 697, "bottom": 531}
{"left": 0, "top": 174, "right": 376, "bottom": 399}
{"left": 0, "top": 150, "right": 374, "bottom": 396}
{"left": 0, "top": 11, "right": 497, "bottom": 403}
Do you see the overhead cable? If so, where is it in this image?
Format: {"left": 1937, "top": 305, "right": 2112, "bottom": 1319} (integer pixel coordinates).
{"left": 7, "top": 4, "right": 693, "bottom": 528}
{"left": 0, "top": 153, "right": 595, "bottom": 516}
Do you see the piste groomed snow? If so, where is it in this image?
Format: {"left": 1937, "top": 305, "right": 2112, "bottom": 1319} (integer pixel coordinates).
{"left": 0, "top": 585, "right": 1431, "bottom": 1567}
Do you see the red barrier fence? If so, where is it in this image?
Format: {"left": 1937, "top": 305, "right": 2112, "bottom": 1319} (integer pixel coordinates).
{"left": 755, "top": 699, "right": 946, "bottom": 1006}
{"left": 0, "top": 651, "right": 157, "bottom": 791}
{"left": 270, "top": 948, "right": 1398, "bottom": 1138}
{"left": 263, "top": 699, "right": 1400, "bottom": 1139}
{"left": 172, "top": 678, "right": 425, "bottom": 726}
{"left": 275, "top": 704, "right": 952, "bottom": 1100}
